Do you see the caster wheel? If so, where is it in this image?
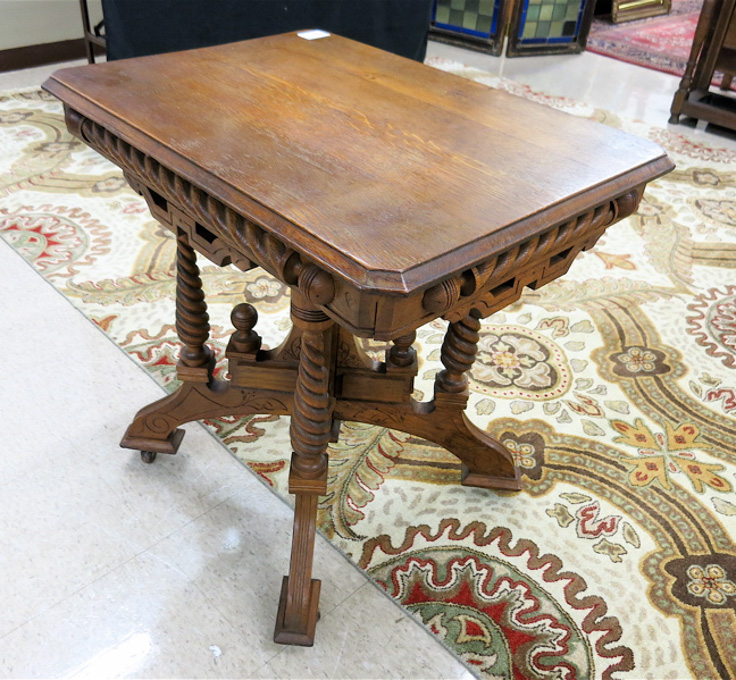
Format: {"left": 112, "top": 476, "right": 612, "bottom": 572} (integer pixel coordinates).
{"left": 141, "top": 450, "right": 157, "bottom": 464}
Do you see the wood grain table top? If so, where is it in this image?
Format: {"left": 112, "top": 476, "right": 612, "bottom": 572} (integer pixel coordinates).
{"left": 43, "top": 32, "right": 673, "bottom": 294}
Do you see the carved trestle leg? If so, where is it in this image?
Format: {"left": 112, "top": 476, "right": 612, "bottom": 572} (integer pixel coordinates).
{"left": 334, "top": 311, "right": 520, "bottom": 491}
{"left": 120, "top": 235, "right": 293, "bottom": 458}
{"left": 121, "top": 231, "right": 213, "bottom": 458}
{"left": 434, "top": 311, "right": 519, "bottom": 489}
{"left": 274, "top": 292, "right": 334, "bottom": 646}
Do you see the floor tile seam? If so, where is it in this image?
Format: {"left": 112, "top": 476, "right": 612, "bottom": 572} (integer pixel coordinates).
{"left": 0, "top": 546, "right": 145, "bottom": 647}
{"left": 180, "top": 575, "right": 288, "bottom": 673}
{"left": 0, "top": 493, "right": 238, "bottom": 649}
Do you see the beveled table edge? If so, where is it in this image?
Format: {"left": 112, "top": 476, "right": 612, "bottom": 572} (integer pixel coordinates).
{"left": 42, "top": 72, "right": 675, "bottom": 298}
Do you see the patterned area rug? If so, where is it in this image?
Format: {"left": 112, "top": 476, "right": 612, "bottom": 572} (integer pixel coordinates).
{"left": 587, "top": 0, "right": 704, "bottom": 78}
{"left": 2, "top": 66, "right": 736, "bottom": 679}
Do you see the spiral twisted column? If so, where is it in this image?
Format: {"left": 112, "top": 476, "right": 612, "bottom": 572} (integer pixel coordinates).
{"left": 276, "top": 291, "right": 335, "bottom": 644}
{"left": 175, "top": 232, "right": 212, "bottom": 368}
{"left": 435, "top": 309, "right": 481, "bottom": 399}
{"left": 290, "top": 313, "right": 334, "bottom": 481}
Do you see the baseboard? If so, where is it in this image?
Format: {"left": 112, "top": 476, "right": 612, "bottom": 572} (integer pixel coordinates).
{"left": 0, "top": 38, "right": 104, "bottom": 73}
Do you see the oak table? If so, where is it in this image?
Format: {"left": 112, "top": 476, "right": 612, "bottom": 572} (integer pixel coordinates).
{"left": 44, "top": 32, "right": 673, "bottom": 646}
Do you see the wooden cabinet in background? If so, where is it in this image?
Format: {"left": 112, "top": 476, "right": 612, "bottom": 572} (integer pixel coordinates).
{"left": 670, "top": 0, "right": 736, "bottom": 131}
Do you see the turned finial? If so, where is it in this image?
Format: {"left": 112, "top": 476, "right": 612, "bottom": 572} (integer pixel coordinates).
{"left": 230, "top": 302, "right": 261, "bottom": 353}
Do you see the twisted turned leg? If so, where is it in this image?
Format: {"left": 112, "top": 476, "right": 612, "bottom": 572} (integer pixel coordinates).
{"left": 274, "top": 292, "right": 335, "bottom": 646}
{"left": 435, "top": 310, "right": 482, "bottom": 399}
{"left": 121, "top": 231, "right": 215, "bottom": 460}
{"left": 175, "top": 230, "right": 214, "bottom": 371}
{"left": 434, "top": 311, "right": 518, "bottom": 488}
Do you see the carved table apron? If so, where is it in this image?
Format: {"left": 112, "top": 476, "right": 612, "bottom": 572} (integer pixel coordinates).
{"left": 43, "top": 32, "right": 674, "bottom": 646}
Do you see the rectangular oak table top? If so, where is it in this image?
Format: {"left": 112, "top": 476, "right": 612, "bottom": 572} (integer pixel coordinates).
{"left": 44, "top": 32, "right": 673, "bottom": 338}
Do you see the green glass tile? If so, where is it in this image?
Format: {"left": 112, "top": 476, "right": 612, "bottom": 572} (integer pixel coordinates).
{"left": 536, "top": 20, "right": 550, "bottom": 36}
{"left": 462, "top": 10, "right": 478, "bottom": 28}
{"left": 451, "top": 0, "right": 465, "bottom": 10}
{"left": 476, "top": 14, "right": 492, "bottom": 32}
{"left": 522, "top": 20, "right": 537, "bottom": 38}
{"left": 435, "top": 4, "right": 451, "bottom": 22}
{"left": 566, "top": 3, "right": 581, "bottom": 19}
{"left": 552, "top": 4, "right": 566, "bottom": 20}
{"left": 539, "top": 4, "right": 553, "bottom": 21}
{"left": 479, "top": 0, "right": 494, "bottom": 14}
{"left": 449, "top": 8, "right": 464, "bottom": 24}
{"left": 527, "top": 4, "right": 540, "bottom": 20}
{"left": 465, "top": 0, "right": 480, "bottom": 12}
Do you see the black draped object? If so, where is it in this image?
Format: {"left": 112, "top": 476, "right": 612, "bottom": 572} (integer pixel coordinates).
{"left": 101, "top": 0, "right": 433, "bottom": 62}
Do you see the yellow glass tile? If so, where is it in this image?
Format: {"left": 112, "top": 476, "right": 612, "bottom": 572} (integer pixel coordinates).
{"left": 539, "top": 4, "right": 554, "bottom": 21}
{"left": 522, "top": 20, "right": 537, "bottom": 38}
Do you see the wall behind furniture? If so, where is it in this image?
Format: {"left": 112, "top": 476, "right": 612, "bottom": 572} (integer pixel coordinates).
{"left": 0, "top": 0, "right": 102, "bottom": 50}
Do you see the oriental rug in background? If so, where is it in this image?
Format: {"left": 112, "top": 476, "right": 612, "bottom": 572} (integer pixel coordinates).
{"left": 587, "top": 0, "right": 703, "bottom": 76}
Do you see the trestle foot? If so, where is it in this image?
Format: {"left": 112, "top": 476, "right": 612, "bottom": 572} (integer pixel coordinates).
{"left": 462, "top": 465, "right": 521, "bottom": 490}
{"left": 121, "top": 426, "right": 185, "bottom": 456}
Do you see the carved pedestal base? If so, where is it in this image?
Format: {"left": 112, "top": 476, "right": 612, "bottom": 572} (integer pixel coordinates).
{"left": 121, "top": 325, "right": 520, "bottom": 490}
{"left": 121, "top": 293, "right": 520, "bottom": 645}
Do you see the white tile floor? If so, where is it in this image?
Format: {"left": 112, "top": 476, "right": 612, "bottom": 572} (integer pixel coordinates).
{"left": 0, "top": 38, "right": 733, "bottom": 679}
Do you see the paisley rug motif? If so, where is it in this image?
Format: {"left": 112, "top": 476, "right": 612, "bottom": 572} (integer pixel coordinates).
{"left": 2, "top": 66, "right": 735, "bottom": 679}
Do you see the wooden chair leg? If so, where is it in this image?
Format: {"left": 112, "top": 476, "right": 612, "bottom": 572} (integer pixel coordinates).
{"left": 274, "top": 294, "right": 334, "bottom": 646}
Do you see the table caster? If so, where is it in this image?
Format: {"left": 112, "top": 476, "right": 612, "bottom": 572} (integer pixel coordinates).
{"left": 141, "top": 450, "right": 157, "bottom": 464}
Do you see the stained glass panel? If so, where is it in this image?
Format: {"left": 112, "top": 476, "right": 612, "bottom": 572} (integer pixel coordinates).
{"left": 517, "top": 0, "right": 586, "bottom": 44}
{"left": 432, "top": 0, "right": 501, "bottom": 39}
